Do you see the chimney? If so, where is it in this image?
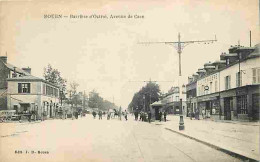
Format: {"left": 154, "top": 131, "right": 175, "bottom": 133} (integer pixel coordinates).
{"left": 0, "top": 56, "right": 7, "bottom": 63}
{"left": 22, "top": 67, "right": 31, "bottom": 74}
{"left": 188, "top": 76, "right": 193, "bottom": 83}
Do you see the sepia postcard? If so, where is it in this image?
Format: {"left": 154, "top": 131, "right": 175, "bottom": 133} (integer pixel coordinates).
{"left": 0, "top": 0, "right": 259, "bottom": 162}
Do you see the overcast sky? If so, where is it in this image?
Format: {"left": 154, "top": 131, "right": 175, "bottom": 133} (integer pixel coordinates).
{"left": 0, "top": 0, "right": 259, "bottom": 109}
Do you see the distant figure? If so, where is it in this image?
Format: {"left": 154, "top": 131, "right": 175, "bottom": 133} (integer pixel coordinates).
{"left": 195, "top": 109, "right": 200, "bottom": 120}
{"left": 98, "top": 111, "right": 102, "bottom": 120}
{"left": 118, "top": 111, "right": 122, "bottom": 120}
{"left": 163, "top": 111, "right": 167, "bottom": 122}
{"left": 107, "top": 112, "right": 111, "bottom": 120}
{"left": 139, "top": 111, "right": 143, "bottom": 121}
{"left": 134, "top": 111, "right": 138, "bottom": 121}
{"left": 75, "top": 111, "right": 79, "bottom": 119}
{"left": 159, "top": 111, "right": 162, "bottom": 122}
{"left": 124, "top": 110, "right": 128, "bottom": 121}
{"left": 148, "top": 111, "right": 152, "bottom": 123}
{"left": 202, "top": 109, "right": 205, "bottom": 119}
{"left": 92, "top": 111, "right": 97, "bottom": 119}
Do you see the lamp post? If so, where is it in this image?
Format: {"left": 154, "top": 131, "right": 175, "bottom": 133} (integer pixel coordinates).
{"left": 179, "top": 98, "right": 184, "bottom": 130}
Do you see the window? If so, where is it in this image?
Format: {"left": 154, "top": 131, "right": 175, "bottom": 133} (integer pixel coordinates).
{"left": 210, "top": 82, "right": 212, "bottom": 93}
{"left": 225, "top": 75, "right": 231, "bottom": 90}
{"left": 176, "top": 96, "right": 179, "bottom": 101}
{"left": 215, "top": 80, "right": 218, "bottom": 92}
{"left": 252, "top": 68, "right": 260, "bottom": 84}
{"left": 236, "top": 72, "right": 242, "bottom": 87}
{"left": 18, "top": 83, "right": 30, "bottom": 93}
{"left": 43, "top": 84, "right": 46, "bottom": 95}
{"left": 237, "top": 95, "right": 247, "bottom": 114}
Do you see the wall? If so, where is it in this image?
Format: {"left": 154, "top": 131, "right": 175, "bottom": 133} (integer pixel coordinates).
{"left": 219, "top": 57, "right": 260, "bottom": 91}
{"left": 197, "top": 72, "right": 219, "bottom": 96}
{"left": 7, "top": 80, "right": 59, "bottom": 118}
{"left": 7, "top": 81, "right": 42, "bottom": 110}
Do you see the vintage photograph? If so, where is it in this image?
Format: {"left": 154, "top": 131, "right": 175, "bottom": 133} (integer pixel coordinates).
{"left": 0, "top": 0, "right": 259, "bottom": 162}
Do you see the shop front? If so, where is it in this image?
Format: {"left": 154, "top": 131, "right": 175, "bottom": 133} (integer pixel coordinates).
{"left": 197, "top": 93, "right": 220, "bottom": 120}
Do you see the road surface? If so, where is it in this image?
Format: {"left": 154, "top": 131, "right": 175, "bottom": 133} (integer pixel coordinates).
{"left": 0, "top": 115, "right": 242, "bottom": 162}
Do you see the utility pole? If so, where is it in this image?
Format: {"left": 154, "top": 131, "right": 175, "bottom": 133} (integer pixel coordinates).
{"left": 140, "top": 33, "right": 217, "bottom": 129}
{"left": 139, "top": 33, "right": 217, "bottom": 77}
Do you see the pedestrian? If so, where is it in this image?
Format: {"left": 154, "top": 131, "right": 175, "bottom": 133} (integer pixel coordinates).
{"left": 75, "top": 111, "right": 78, "bottom": 119}
{"left": 159, "top": 111, "right": 162, "bottom": 122}
{"left": 139, "top": 111, "right": 142, "bottom": 121}
{"left": 124, "top": 110, "right": 128, "bottom": 121}
{"left": 196, "top": 109, "right": 200, "bottom": 120}
{"left": 163, "top": 111, "right": 167, "bottom": 122}
{"left": 98, "top": 111, "right": 102, "bottom": 120}
{"left": 190, "top": 111, "right": 194, "bottom": 120}
{"left": 134, "top": 111, "right": 138, "bottom": 121}
{"left": 202, "top": 109, "right": 205, "bottom": 119}
{"left": 107, "top": 112, "right": 110, "bottom": 120}
{"left": 92, "top": 111, "right": 96, "bottom": 119}
{"left": 148, "top": 110, "right": 151, "bottom": 123}
{"left": 141, "top": 112, "right": 145, "bottom": 121}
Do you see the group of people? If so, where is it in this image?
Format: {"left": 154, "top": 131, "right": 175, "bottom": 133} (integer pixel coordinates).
{"left": 189, "top": 109, "right": 200, "bottom": 120}
{"left": 134, "top": 110, "right": 167, "bottom": 123}
{"left": 92, "top": 110, "right": 128, "bottom": 121}
{"left": 158, "top": 110, "right": 167, "bottom": 122}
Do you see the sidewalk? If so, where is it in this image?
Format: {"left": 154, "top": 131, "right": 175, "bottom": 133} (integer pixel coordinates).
{"left": 155, "top": 115, "right": 260, "bottom": 161}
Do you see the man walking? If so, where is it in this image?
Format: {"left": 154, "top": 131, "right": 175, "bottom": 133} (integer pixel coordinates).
{"left": 98, "top": 111, "right": 102, "bottom": 120}
{"left": 159, "top": 110, "right": 162, "bottom": 122}
{"left": 148, "top": 110, "right": 151, "bottom": 123}
{"left": 124, "top": 110, "right": 128, "bottom": 121}
{"left": 163, "top": 111, "right": 167, "bottom": 122}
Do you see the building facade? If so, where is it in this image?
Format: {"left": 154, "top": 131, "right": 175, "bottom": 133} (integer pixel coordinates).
{"left": 163, "top": 86, "right": 187, "bottom": 115}
{"left": 0, "top": 56, "right": 30, "bottom": 110}
{"left": 189, "top": 44, "right": 260, "bottom": 121}
{"left": 186, "top": 74, "right": 198, "bottom": 116}
{"left": 7, "top": 75, "right": 60, "bottom": 119}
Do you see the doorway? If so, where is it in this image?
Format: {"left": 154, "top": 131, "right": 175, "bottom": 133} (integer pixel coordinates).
{"left": 224, "top": 97, "right": 232, "bottom": 120}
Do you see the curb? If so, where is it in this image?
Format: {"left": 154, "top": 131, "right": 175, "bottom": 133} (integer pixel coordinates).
{"left": 165, "top": 127, "right": 259, "bottom": 162}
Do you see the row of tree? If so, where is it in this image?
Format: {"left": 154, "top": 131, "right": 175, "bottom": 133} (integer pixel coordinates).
{"left": 43, "top": 64, "right": 117, "bottom": 111}
{"left": 128, "top": 81, "right": 161, "bottom": 112}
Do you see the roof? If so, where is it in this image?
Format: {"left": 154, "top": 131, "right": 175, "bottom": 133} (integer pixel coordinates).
{"left": 7, "top": 75, "right": 59, "bottom": 88}
{"left": 150, "top": 100, "right": 165, "bottom": 107}
{"left": 3, "top": 62, "right": 30, "bottom": 75}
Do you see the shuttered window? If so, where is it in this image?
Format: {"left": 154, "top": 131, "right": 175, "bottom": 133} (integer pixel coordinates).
{"left": 18, "top": 83, "right": 30, "bottom": 93}
{"left": 236, "top": 72, "right": 242, "bottom": 87}
{"left": 252, "top": 68, "right": 260, "bottom": 84}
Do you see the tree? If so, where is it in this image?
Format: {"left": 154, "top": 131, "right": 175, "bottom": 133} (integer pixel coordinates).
{"left": 128, "top": 81, "right": 161, "bottom": 112}
{"left": 88, "top": 89, "right": 117, "bottom": 111}
{"left": 43, "top": 64, "right": 67, "bottom": 105}
{"left": 67, "top": 81, "right": 84, "bottom": 113}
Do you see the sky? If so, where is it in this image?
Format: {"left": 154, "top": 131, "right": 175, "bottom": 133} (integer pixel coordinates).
{"left": 0, "top": 0, "right": 259, "bottom": 109}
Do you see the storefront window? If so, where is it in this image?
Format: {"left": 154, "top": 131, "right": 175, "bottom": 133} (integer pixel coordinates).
{"left": 237, "top": 95, "right": 247, "bottom": 114}
{"left": 212, "top": 100, "right": 220, "bottom": 115}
